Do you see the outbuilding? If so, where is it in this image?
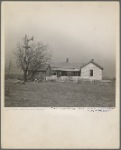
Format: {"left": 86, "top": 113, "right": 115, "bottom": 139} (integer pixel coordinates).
{"left": 27, "top": 64, "right": 51, "bottom": 81}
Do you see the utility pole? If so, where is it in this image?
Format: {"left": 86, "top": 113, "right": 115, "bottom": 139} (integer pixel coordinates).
{"left": 23, "top": 35, "right": 34, "bottom": 62}
{"left": 23, "top": 34, "right": 34, "bottom": 82}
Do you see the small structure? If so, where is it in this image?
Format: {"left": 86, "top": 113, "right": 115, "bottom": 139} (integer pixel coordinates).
{"left": 27, "top": 64, "right": 51, "bottom": 81}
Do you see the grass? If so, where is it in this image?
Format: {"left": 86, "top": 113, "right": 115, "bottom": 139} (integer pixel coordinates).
{"left": 5, "top": 79, "right": 115, "bottom": 107}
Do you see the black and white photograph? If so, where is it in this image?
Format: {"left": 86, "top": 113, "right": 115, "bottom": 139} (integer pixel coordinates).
{"left": 1, "top": 1, "right": 120, "bottom": 149}
{"left": 4, "top": 2, "right": 117, "bottom": 107}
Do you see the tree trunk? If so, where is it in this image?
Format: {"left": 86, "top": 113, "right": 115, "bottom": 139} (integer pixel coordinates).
{"left": 23, "top": 66, "right": 28, "bottom": 82}
{"left": 23, "top": 70, "right": 27, "bottom": 82}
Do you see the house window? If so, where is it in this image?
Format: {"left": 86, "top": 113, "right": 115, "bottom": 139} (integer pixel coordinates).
{"left": 73, "top": 72, "right": 77, "bottom": 76}
{"left": 52, "top": 71, "right": 56, "bottom": 75}
{"left": 61, "top": 71, "right": 66, "bottom": 76}
{"left": 90, "top": 70, "right": 93, "bottom": 76}
{"left": 79, "top": 70, "right": 81, "bottom": 76}
{"left": 57, "top": 71, "right": 61, "bottom": 77}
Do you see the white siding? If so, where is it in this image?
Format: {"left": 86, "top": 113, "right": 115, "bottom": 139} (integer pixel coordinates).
{"left": 46, "top": 75, "right": 57, "bottom": 81}
{"left": 81, "top": 63, "right": 102, "bottom": 80}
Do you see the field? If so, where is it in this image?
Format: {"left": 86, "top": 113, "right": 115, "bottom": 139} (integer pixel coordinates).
{"left": 5, "top": 79, "right": 115, "bottom": 107}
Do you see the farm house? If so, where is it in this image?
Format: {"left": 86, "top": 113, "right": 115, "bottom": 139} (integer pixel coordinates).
{"left": 46, "top": 59, "right": 103, "bottom": 81}
{"left": 27, "top": 59, "right": 103, "bottom": 81}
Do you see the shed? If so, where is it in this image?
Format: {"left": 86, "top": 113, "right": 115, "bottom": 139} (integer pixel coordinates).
{"left": 27, "top": 64, "right": 51, "bottom": 81}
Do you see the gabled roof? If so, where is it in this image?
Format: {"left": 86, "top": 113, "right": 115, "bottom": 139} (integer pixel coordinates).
{"left": 50, "top": 59, "right": 103, "bottom": 71}
{"left": 50, "top": 62, "right": 84, "bottom": 71}
{"left": 80, "top": 59, "right": 103, "bottom": 70}
{"left": 28, "top": 64, "right": 50, "bottom": 71}
{"left": 28, "top": 59, "right": 103, "bottom": 72}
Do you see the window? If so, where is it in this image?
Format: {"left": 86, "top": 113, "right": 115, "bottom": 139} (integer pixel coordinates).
{"left": 61, "top": 71, "right": 67, "bottom": 76}
{"left": 90, "top": 70, "right": 93, "bottom": 76}
{"left": 52, "top": 71, "right": 56, "bottom": 75}
{"left": 79, "top": 70, "right": 81, "bottom": 76}
{"left": 73, "top": 72, "right": 77, "bottom": 76}
{"left": 57, "top": 71, "right": 61, "bottom": 77}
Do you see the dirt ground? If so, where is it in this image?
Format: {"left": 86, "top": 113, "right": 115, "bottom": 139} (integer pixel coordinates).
{"left": 5, "top": 79, "right": 115, "bottom": 107}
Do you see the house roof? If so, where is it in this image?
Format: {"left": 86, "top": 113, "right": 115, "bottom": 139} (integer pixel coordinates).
{"left": 50, "top": 59, "right": 103, "bottom": 71}
{"left": 50, "top": 62, "right": 84, "bottom": 71}
{"left": 80, "top": 59, "right": 103, "bottom": 70}
{"left": 28, "top": 59, "right": 103, "bottom": 72}
{"left": 28, "top": 64, "right": 50, "bottom": 71}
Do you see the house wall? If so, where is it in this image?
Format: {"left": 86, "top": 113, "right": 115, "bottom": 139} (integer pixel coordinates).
{"left": 27, "top": 66, "right": 51, "bottom": 81}
{"left": 28, "top": 71, "right": 46, "bottom": 80}
{"left": 46, "top": 66, "right": 51, "bottom": 76}
{"left": 34, "top": 72, "right": 46, "bottom": 80}
{"left": 81, "top": 63, "right": 102, "bottom": 80}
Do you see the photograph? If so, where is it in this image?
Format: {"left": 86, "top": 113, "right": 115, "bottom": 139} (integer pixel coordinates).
{"left": 4, "top": 2, "right": 117, "bottom": 107}
{"left": 1, "top": 1, "right": 119, "bottom": 149}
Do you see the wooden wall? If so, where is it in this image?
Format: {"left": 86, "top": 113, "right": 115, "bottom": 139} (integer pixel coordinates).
{"left": 28, "top": 71, "right": 46, "bottom": 80}
{"left": 28, "top": 66, "right": 51, "bottom": 81}
{"left": 45, "top": 66, "right": 51, "bottom": 76}
{"left": 81, "top": 63, "right": 102, "bottom": 80}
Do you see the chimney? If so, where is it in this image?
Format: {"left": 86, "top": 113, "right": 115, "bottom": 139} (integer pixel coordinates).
{"left": 91, "top": 59, "right": 94, "bottom": 62}
{"left": 66, "top": 58, "right": 69, "bottom": 63}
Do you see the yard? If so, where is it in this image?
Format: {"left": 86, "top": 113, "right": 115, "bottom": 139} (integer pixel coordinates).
{"left": 5, "top": 79, "right": 115, "bottom": 107}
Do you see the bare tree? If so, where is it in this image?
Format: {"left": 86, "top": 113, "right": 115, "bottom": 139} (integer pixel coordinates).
{"left": 15, "top": 35, "right": 50, "bottom": 82}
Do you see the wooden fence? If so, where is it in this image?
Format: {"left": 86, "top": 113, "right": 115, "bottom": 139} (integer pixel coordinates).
{"left": 46, "top": 76, "right": 115, "bottom": 85}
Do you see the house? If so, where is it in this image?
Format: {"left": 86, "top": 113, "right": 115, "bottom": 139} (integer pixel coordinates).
{"left": 80, "top": 59, "right": 103, "bottom": 80}
{"left": 27, "top": 59, "right": 103, "bottom": 81}
{"left": 48, "top": 59, "right": 103, "bottom": 81}
{"left": 27, "top": 64, "right": 51, "bottom": 81}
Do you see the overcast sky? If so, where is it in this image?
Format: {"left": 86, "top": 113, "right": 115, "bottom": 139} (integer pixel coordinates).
{"left": 2, "top": 2, "right": 119, "bottom": 78}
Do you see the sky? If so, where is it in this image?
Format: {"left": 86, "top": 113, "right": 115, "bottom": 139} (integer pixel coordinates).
{"left": 2, "top": 2, "right": 119, "bottom": 78}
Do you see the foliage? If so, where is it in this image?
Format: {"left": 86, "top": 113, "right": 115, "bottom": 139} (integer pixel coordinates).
{"left": 16, "top": 42, "right": 50, "bottom": 70}
{"left": 15, "top": 36, "right": 50, "bottom": 81}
